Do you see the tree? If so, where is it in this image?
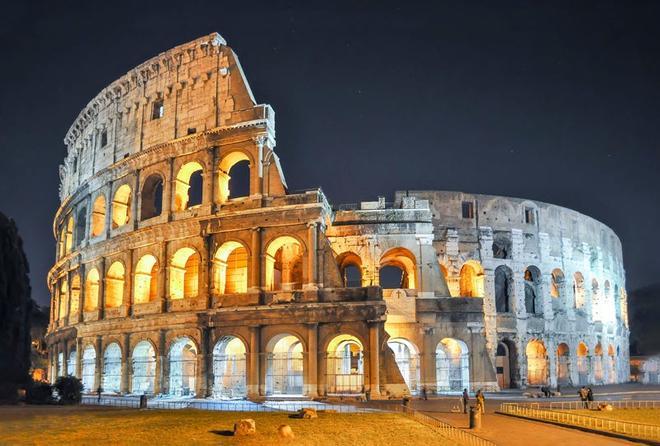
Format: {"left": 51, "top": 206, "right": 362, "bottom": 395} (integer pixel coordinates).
{"left": 0, "top": 212, "right": 32, "bottom": 402}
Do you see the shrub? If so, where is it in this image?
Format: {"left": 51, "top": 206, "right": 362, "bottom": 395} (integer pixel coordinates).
{"left": 54, "top": 376, "right": 83, "bottom": 405}
{"left": 26, "top": 382, "right": 53, "bottom": 404}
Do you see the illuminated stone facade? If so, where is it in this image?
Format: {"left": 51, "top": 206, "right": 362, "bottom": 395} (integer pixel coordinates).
{"left": 47, "top": 33, "right": 629, "bottom": 398}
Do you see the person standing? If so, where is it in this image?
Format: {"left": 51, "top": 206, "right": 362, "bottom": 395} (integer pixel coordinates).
{"left": 578, "top": 386, "right": 588, "bottom": 408}
{"left": 462, "top": 388, "right": 469, "bottom": 414}
{"left": 587, "top": 387, "right": 594, "bottom": 408}
{"left": 476, "top": 389, "right": 485, "bottom": 414}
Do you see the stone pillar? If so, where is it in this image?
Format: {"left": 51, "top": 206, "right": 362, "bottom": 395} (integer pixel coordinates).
{"left": 75, "top": 338, "right": 83, "bottom": 379}
{"left": 77, "top": 263, "right": 86, "bottom": 323}
{"left": 547, "top": 339, "right": 557, "bottom": 387}
{"left": 60, "top": 342, "right": 68, "bottom": 376}
{"left": 421, "top": 328, "right": 436, "bottom": 393}
{"left": 155, "top": 329, "right": 166, "bottom": 395}
{"left": 306, "top": 323, "right": 319, "bottom": 398}
{"left": 368, "top": 321, "right": 382, "bottom": 397}
{"left": 95, "top": 335, "right": 103, "bottom": 391}
{"left": 98, "top": 258, "right": 106, "bottom": 320}
{"left": 249, "top": 227, "right": 262, "bottom": 291}
{"left": 196, "top": 328, "right": 210, "bottom": 397}
{"left": 305, "top": 222, "right": 318, "bottom": 289}
{"left": 247, "top": 325, "right": 261, "bottom": 399}
{"left": 52, "top": 343, "right": 60, "bottom": 379}
{"left": 120, "top": 333, "right": 130, "bottom": 394}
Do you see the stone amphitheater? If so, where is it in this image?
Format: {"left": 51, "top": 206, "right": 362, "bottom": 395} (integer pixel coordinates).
{"left": 46, "top": 33, "right": 630, "bottom": 400}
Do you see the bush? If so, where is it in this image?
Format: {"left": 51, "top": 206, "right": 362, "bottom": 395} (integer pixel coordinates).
{"left": 26, "top": 382, "right": 53, "bottom": 404}
{"left": 54, "top": 376, "right": 83, "bottom": 405}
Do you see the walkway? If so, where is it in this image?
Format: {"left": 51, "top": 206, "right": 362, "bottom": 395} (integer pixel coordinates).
{"left": 424, "top": 411, "right": 637, "bottom": 446}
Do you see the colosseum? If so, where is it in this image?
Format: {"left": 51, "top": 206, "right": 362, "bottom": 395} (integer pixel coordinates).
{"left": 46, "top": 33, "right": 630, "bottom": 400}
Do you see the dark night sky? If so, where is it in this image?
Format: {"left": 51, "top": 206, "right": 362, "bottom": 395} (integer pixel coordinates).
{"left": 1, "top": 1, "right": 659, "bottom": 307}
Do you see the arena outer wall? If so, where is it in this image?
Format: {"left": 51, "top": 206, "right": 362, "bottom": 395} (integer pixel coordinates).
{"left": 46, "top": 33, "right": 629, "bottom": 400}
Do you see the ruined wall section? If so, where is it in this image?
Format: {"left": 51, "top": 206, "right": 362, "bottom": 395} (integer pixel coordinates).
{"left": 398, "top": 190, "right": 629, "bottom": 387}
{"left": 59, "top": 33, "right": 263, "bottom": 203}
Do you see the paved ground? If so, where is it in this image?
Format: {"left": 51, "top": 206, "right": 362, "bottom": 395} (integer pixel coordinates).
{"left": 352, "top": 384, "right": 660, "bottom": 445}
{"left": 425, "top": 411, "right": 636, "bottom": 446}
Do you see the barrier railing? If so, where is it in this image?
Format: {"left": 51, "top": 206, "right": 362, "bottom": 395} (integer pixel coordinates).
{"left": 499, "top": 402, "right": 660, "bottom": 442}
{"left": 80, "top": 394, "right": 375, "bottom": 413}
{"left": 395, "top": 405, "right": 496, "bottom": 446}
{"left": 506, "top": 400, "right": 660, "bottom": 411}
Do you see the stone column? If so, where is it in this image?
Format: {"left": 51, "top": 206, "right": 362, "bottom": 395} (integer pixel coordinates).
{"left": 75, "top": 338, "right": 83, "bottom": 379}
{"left": 305, "top": 222, "right": 318, "bottom": 289}
{"left": 196, "top": 328, "right": 210, "bottom": 397}
{"left": 98, "top": 258, "right": 106, "bottom": 320}
{"left": 306, "top": 323, "right": 319, "bottom": 398}
{"left": 94, "top": 335, "right": 103, "bottom": 391}
{"left": 154, "top": 329, "right": 166, "bottom": 395}
{"left": 249, "top": 227, "right": 262, "bottom": 291}
{"left": 62, "top": 342, "right": 69, "bottom": 376}
{"left": 52, "top": 343, "right": 59, "bottom": 379}
{"left": 247, "top": 325, "right": 261, "bottom": 399}
{"left": 77, "top": 263, "right": 86, "bottom": 323}
{"left": 120, "top": 333, "right": 130, "bottom": 394}
{"left": 547, "top": 339, "right": 557, "bottom": 387}
{"left": 368, "top": 321, "right": 382, "bottom": 397}
{"left": 421, "top": 328, "right": 436, "bottom": 393}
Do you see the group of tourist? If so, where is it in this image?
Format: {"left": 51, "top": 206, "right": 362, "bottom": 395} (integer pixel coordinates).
{"left": 578, "top": 386, "right": 594, "bottom": 408}
{"left": 461, "top": 388, "right": 485, "bottom": 414}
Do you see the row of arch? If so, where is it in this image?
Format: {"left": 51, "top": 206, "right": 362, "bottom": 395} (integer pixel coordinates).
{"left": 53, "top": 236, "right": 307, "bottom": 318}
{"left": 55, "top": 335, "right": 470, "bottom": 396}
{"left": 497, "top": 339, "right": 622, "bottom": 388}
{"left": 57, "top": 154, "right": 252, "bottom": 259}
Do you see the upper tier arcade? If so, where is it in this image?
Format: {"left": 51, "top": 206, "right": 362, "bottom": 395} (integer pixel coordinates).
{"left": 59, "top": 32, "right": 274, "bottom": 203}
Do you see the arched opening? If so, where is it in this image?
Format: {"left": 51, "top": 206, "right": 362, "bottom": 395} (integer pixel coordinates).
{"left": 212, "top": 241, "right": 248, "bottom": 294}
{"left": 111, "top": 184, "right": 132, "bottom": 229}
{"left": 524, "top": 266, "right": 542, "bottom": 315}
{"left": 58, "top": 278, "right": 69, "bottom": 320}
{"left": 556, "top": 343, "right": 570, "bottom": 386}
{"left": 265, "top": 236, "right": 304, "bottom": 291}
{"left": 614, "top": 285, "right": 622, "bottom": 321}
{"left": 67, "top": 349, "right": 77, "bottom": 377}
{"left": 607, "top": 345, "right": 616, "bottom": 384}
{"left": 218, "top": 152, "right": 251, "bottom": 203}
{"left": 169, "top": 247, "right": 200, "bottom": 300}
{"left": 57, "top": 352, "right": 64, "bottom": 377}
{"left": 81, "top": 345, "right": 96, "bottom": 392}
{"left": 102, "top": 343, "right": 122, "bottom": 393}
{"left": 63, "top": 215, "right": 74, "bottom": 256}
{"left": 379, "top": 248, "right": 416, "bottom": 289}
{"left": 551, "top": 269, "right": 565, "bottom": 302}
{"left": 326, "top": 335, "right": 364, "bottom": 394}
{"left": 90, "top": 195, "right": 106, "bottom": 237}
{"left": 212, "top": 336, "right": 247, "bottom": 399}
{"left": 525, "top": 339, "right": 548, "bottom": 385}
{"left": 266, "top": 334, "right": 304, "bottom": 396}
{"left": 577, "top": 342, "right": 589, "bottom": 385}
{"left": 594, "top": 343, "right": 604, "bottom": 383}
{"left": 436, "top": 338, "right": 469, "bottom": 393}
{"left": 388, "top": 338, "right": 420, "bottom": 395}
{"left": 592, "top": 279, "right": 601, "bottom": 320}
{"left": 75, "top": 207, "right": 87, "bottom": 246}
{"left": 337, "top": 252, "right": 362, "bottom": 288}
{"left": 134, "top": 255, "right": 159, "bottom": 304}
{"left": 105, "top": 262, "right": 125, "bottom": 308}
{"left": 174, "top": 162, "right": 204, "bottom": 211}
{"left": 603, "top": 281, "right": 612, "bottom": 322}
{"left": 70, "top": 274, "right": 81, "bottom": 316}
{"left": 140, "top": 174, "right": 164, "bottom": 220}
{"left": 495, "top": 265, "right": 513, "bottom": 313}
{"left": 168, "top": 337, "right": 197, "bottom": 396}
{"left": 492, "top": 234, "right": 512, "bottom": 259}
{"left": 84, "top": 268, "right": 100, "bottom": 311}
{"left": 496, "top": 340, "right": 517, "bottom": 389}
{"left": 131, "top": 341, "right": 156, "bottom": 395}
{"left": 459, "top": 261, "right": 484, "bottom": 297}
{"left": 573, "top": 272, "right": 585, "bottom": 309}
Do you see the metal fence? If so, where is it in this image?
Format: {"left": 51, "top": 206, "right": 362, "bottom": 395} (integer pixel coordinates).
{"left": 499, "top": 402, "right": 660, "bottom": 442}
{"left": 396, "top": 405, "right": 496, "bottom": 446}
{"left": 505, "top": 400, "right": 660, "bottom": 411}
{"left": 81, "top": 394, "right": 375, "bottom": 413}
